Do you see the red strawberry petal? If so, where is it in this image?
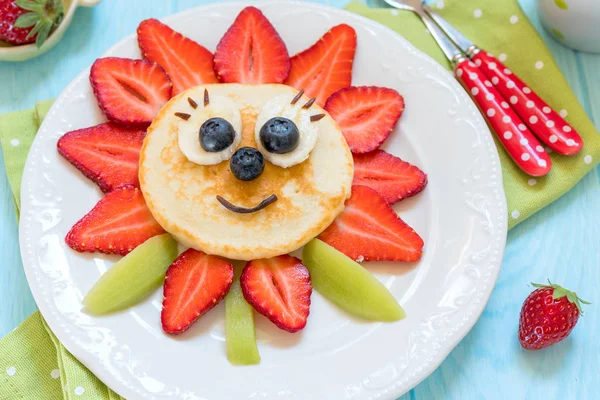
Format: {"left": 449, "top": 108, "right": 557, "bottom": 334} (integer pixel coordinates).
{"left": 285, "top": 24, "right": 356, "bottom": 106}
{"left": 241, "top": 255, "right": 312, "bottom": 332}
{"left": 162, "top": 249, "right": 234, "bottom": 334}
{"left": 325, "top": 86, "right": 405, "bottom": 153}
{"left": 318, "top": 185, "right": 423, "bottom": 262}
{"left": 214, "top": 6, "right": 290, "bottom": 84}
{"left": 57, "top": 123, "right": 145, "bottom": 193}
{"left": 138, "top": 19, "right": 218, "bottom": 95}
{"left": 66, "top": 186, "right": 165, "bottom": 256}
{"left": 353, "top": 150, "right": 427, "bottom": 204}
{"left": 90, "top": 57, "right": 172, "bottom": 128}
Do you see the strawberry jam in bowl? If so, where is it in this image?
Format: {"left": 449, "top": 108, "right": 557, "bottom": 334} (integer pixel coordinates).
{"left": 19, "top": 2, "right": 507, "bottom": 399}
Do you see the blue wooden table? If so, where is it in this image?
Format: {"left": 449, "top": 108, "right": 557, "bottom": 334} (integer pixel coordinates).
{"left": 1, "top": 0, "right": 598, "bottom": 398}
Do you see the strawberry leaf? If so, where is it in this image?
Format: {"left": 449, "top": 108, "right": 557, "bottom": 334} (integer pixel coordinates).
{"left": 25, "top": 21, "right": 43, "bottom": 39}
{"left": 15, "top": 0, "right": 43, "bottom": 13}
{"left": 34, "top": 22, "right": 51, "bottom": 48}
{"left": 552, "top": 287, "right": 567, "bottom": 300}
{"left": 14, "top": 12, "right": 40, "bottom": 28}
{"left": 531, "top": 282, "right": 548, "bottom": 288}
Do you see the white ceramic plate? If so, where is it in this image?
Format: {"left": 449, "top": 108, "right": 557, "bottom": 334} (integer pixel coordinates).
{"left": 20, "top": 2, "right": 507, "bottom": 399}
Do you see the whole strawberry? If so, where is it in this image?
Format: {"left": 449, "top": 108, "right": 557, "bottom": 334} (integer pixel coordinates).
{"left": 519, "top": 281, "right": 590, "bottom": 350}
{"left": 0, "top": 0, "right": 63, "bottom": 47}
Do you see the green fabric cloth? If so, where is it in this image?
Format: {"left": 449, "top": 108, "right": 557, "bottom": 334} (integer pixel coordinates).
{"left": 346, "top": 1, "right": 600, "bottom": 229}
{"left": 1, "top": 1, "right": 599, "bottom": 398}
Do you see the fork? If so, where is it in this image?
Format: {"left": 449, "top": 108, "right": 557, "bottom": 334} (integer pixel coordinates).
{"left": 382, "top": 0, "right": 552, "bottom": 176}
{"left": 421, "top": 2, "right": 583, "bottom": 157}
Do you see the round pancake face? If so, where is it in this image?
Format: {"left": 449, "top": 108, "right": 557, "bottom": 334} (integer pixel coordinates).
{"left": 140, "top": 84, "right": 353, "bottom": 260}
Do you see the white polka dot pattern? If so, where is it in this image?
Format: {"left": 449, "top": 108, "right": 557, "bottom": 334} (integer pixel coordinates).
{"left": 471, "top": 51, "right": 583, "bottom": 157}
{"left": 456, "top": 59, "right": 551, "bottom": 177}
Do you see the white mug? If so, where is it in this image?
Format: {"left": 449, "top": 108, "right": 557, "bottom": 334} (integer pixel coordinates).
{"left": 537, "top": 0, "right": 600, "bottom": 53}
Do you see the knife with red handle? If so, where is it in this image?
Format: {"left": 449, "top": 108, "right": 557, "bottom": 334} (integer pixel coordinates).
{"left": 422, "top": 3, "right": 583, "bottom": 158}
{"left": 472, "top": 52, "right": 582, "bottom": 156}
{"left": 455, "top": 59, "right": 552, "bottom": 176}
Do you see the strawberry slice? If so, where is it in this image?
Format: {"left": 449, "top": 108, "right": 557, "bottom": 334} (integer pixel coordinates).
{"left": 285, "top": 24, "right": 356, "bottom": 106}
{"left": 213, "top": 6, "right": 290, "bottom": 84}
{"left": 318, "top": 185, "right": 424, "bottom": 262}
{"left": 66, "top": 186, "right": 165, "bottom": 256}
{"left": 353, "top": 150, "right": 427, "bottom": 204}
{"left": 161, "top": 249, "right": 234, "bottom": 334}
{"left": 57, "top": 123, "right": 145, "bottom": 193}
{"left": 241, "top": 255, "right": 312, "bottom": 333}
{"left": 90, "top": 57, "right": 172, "bottom": 128}
{"left": 325, "top": 86, "right": 405, "bottom": 153}
{"left": 138, "top": 19, "right": 218, "bottom": 95}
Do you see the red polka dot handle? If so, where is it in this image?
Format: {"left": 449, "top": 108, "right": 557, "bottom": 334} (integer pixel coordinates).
{"left": 455, "top": 59, "right": 552, "bottom": 177}
{"left": 472, "top": 52, "right": 583, "bottom": 156}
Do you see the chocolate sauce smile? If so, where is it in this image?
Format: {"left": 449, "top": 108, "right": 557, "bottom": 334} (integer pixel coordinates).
{"left": 216, "top": 194, "right": 278, "bottom": 214}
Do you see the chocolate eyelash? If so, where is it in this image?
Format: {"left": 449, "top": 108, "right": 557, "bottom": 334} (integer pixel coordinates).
{"left": 290, "top": 89, "right": 305, "bottom": 105}
{"left": 188, "top": 97, "right": 198, "bottom": 109}
{"left": 302, "top": 98, "right": 316, "bottom": 109}
{"left": 310, "top": 114, "right": 325, "bottom": 122}
{"left": 204, "top": 89, "right": 210, "bottom": 106}
{"left": 174, "top": 112, "right": 191, "bottom": 121}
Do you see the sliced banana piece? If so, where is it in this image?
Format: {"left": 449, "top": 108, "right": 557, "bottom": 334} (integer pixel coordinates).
{"left": 254, "top": 93, "right": 319, "bottom": 168}
{"left": 178, "top": 94, "right": 242, "bottom": 165}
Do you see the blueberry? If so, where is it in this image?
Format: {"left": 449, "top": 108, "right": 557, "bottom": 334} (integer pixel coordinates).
{"left": 199, "top": 117, "right": 235, "bottom": 152}
{"left": 259, "top": 117, "right": 300, "bottom": 154}
{"left": 230, "top": 147, "right": 264, "bottom": 181}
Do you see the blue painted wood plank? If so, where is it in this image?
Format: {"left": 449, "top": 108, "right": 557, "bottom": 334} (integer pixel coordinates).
{"left": 0, "top": 1, "right": 598, "bottom": 399}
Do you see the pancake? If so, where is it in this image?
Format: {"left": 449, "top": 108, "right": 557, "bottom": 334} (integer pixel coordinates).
{"left": 139, "top": 84, "right": 353, "bottom": 260}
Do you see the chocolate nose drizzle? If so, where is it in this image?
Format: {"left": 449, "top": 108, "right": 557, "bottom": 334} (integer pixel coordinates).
{"left": 216, "top": 194, "right": 278, "bottom": 214}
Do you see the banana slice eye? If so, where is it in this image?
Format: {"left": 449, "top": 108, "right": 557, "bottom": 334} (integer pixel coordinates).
{"left": 254, "top": 92, "right": 321, "bottom": 168}
{"left": 177, "top": 90, "right": 242, "bottom": 166}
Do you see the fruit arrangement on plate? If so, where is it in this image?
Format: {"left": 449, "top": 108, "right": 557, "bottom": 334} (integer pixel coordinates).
{"left": 57, "top": 6, "right": 428, "bottom": 364}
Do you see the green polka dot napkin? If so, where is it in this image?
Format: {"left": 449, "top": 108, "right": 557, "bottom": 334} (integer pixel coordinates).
{"left": 346, "top": 1, "right": 600, "bottom": 229}
{"left": 1, "top": 1, "right": 600, "bottom": 399}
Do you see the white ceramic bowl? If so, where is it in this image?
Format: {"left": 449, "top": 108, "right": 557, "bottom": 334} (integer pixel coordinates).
{"left": 537, "top": 0, "right": 600, "bottom": 53}
{"left": 0, "top": 0, "right": 101, "bottom": 62}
